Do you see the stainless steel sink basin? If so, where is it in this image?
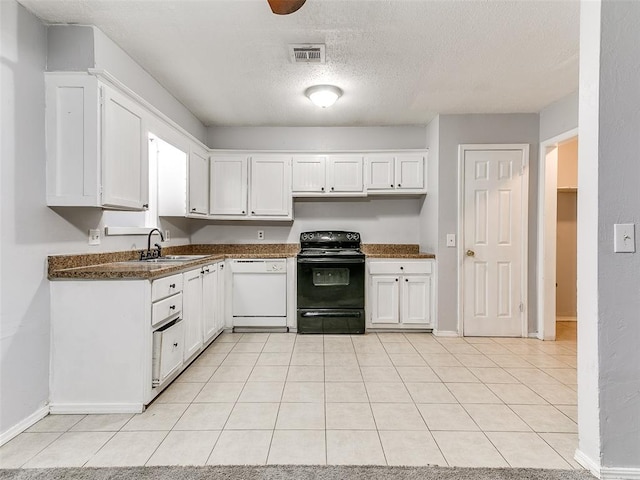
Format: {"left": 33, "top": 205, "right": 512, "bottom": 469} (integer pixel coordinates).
{"left": 128, "top": 255, "right": 211, "bottom": 264}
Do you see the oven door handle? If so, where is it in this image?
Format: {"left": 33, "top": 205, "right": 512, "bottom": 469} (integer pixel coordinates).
{"left": 300, "top": 311, "right": 362, "bottom": 318}
{"left": 297, "top": 258, "right": 365, "bottom": 264}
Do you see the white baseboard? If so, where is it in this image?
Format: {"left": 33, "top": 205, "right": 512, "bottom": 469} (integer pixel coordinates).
{"left": 0, "top": 405, "right": 49, "bottom": 447}
{"left": 601, "top": 467, "right": 640, "bottom": 480}
{"left": 433, "top": 329, "right": 459, "bottom": 337}
{"left": 49, "top": 403, "right": 143, "bottom": 414}
{"left": 575, "top": 448, "right": 601, "bottom": 478}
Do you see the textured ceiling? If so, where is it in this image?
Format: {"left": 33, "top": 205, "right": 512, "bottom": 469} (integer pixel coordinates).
{"left": 19, "top": 0, "right": 580, "bottom": 127}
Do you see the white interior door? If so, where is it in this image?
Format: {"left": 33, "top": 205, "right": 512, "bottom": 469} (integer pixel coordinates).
{"left": 462, "top": 147, "right": 527, "bottom": 337}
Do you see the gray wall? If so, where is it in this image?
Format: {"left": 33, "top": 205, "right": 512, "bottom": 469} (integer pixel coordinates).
{"left": 0, "top": 3, "right": 190, "bottom": 441}
{"left": 47, "top": 25, "right": 207, "bottom": 143}
{"left": 539, "top": 91, "right": 579, "bottom": 142}
{"left": 593, "top": 0, "right": 640, "bottom": 469}
{"left": 207, "top": 126, "right": 428, "bottom": 151}
{"left": 436, "top": 114, "right": 540, "bottom": 334}
{"left": 419, "top": 116, "right": 439, "bottom": 254}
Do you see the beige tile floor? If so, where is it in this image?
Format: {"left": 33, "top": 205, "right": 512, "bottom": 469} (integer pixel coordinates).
{"left": 0, "top": 322, "right": 580, "bottom": 469}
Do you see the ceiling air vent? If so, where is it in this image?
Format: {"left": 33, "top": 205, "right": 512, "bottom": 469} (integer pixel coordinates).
{"left": 289, "top": 44, "right": 326, "bottom": 64}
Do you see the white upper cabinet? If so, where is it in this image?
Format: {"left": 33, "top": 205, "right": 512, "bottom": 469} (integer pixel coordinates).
{"left": 101, "top": 86, "right": 148, "bottom": 209}
{"left": 365, "top": 152, "right": 427, "bottom": 194}
{"left": 45, "top": 73, "right": 149, "bottom": 210}
{"left": 327, "top": 155, "right": 364, "bottom": 193}
{"left": 209, "top": 154, "right": 292, "bottom": 220}
{"left": 292, "top": 154, "right": 363, "bottom": 196}
{"left": 188, "top": 146, "right": 209, "bottom": 215}
{"left": 292, "top": 155, "right": 326, "bottom": 193}
{"left": 209, "top": 155, "right": 248, "bottom": 215}
{"left": 250, "top": 155, "right": 292, "bottom": 217}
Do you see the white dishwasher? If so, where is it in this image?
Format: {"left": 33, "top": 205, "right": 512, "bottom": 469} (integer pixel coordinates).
{"left": 230, "top": 259, "right": 287, "bottom": 329}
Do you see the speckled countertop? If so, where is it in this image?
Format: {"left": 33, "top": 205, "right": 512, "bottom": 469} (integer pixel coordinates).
{"left": 48, "top": 243, "right": 435, "bottom": 280}
{"left": 362, "top": 244, "right": 436, "bottom": 259}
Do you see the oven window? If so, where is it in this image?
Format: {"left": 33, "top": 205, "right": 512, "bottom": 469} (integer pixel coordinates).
{"left": 313, "top": 268, "right": 350, "bottom": 286}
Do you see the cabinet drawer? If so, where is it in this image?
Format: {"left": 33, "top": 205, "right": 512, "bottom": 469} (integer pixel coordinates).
{"left": 152, "top": 319, "right": 184, "bottom": 387}
{"left": 152, "top": 292, "right": 182, "bottom": 327}
{"left": 368, "top": 261, "right": 432, "bottom": 275}
{"left": 152, "top": 274, "right": 183, "bottom": 302}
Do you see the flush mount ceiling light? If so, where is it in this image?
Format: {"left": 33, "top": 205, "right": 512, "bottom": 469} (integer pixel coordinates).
{"left": 305, "top": 85, "right": 343, "bottom": 108}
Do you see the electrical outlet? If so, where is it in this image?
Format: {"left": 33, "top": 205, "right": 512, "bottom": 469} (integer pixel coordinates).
{"left": 88, "top": 228, "right": 101, "bottom": 246}
{"left": 446, "top": 234, "right": 456, "bottom": 247}
{"left": 165, "top": 230, "right": 171, "bottom": 242}
{"left": 257, "top": 230, "right": 265, "bottom": 240}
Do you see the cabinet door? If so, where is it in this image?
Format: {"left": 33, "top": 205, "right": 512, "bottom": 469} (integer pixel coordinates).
{"left": 182, "top": 269, "right": 203, "bottom": 361}
{"left": 216, "top": 262, "right": 226, "bottom": 331}
{"left": 202, "top": 265, "right": 218, "bottom": 343}
{"left": 210, "top": 156, "right": 248, "bottom": 215}
{"left": 101, "top": 86, "right": 148, "bottom": 210}
{"left": 396, "top": 154, "right": 425, "bottom": 190}
{"left": 188, "top": 146, "right": 209, "bottom": 215}
{"left": 327, "top": 155, "right": 363, "bottom": 192}
{"left": 292, "top": 155, "right": 326, "bottom": 193}
{"left": 401, "top": 275, "right": 431, "bottom": 324}
{"left": 250, "top": 156, "right": 292, "bottom": 216}
{"left": 370, "top": 276, "right": 400, "bottom": 324}
{"left": 365, "top": 155, "right": 395, "bottom": 190}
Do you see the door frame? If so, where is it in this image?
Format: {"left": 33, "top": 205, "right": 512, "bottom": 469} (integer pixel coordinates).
{"left": 537, "top": 128, "right": 579, "bottom": 340}
{"left": 457, "top": 144, "right": 530, "bottom": 337}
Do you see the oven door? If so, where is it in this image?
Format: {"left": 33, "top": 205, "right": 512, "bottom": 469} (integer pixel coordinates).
{"left": 296, "top": 257, "right": 365, "bottom": 309}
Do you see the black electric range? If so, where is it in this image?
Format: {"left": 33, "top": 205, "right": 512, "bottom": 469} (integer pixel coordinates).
{"left": 296, "top": 231, "right": 365, "bottom": 334}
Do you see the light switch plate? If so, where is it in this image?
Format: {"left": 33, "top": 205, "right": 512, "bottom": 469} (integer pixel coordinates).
{"left": 614, "top": 223, "right": 635, "bottom": 253}
{"left": 446, "top": 234, "right": 456, "bottom": 247}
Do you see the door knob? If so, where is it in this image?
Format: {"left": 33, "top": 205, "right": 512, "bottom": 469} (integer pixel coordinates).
{"left": 466, "top": 250, "right": 475, "bottom": 257}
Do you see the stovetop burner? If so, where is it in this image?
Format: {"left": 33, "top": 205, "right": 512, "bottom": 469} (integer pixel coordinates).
{"left": 298, "top": 231, "right": 362, "bottom": 255}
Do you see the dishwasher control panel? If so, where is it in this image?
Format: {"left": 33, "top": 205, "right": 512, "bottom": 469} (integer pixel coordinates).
{"left": 230, "top": 259, "right": 286, "bottom": 273}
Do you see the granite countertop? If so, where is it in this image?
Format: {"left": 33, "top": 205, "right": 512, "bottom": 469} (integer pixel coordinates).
{"left": 361, "top": 244, "right": 436, "bottom": 259}
{"left": 48, "top": 243, "right": 435, "bottom": 280}
{"left": 48, "top": 244, "right": 298, "bottom": 280}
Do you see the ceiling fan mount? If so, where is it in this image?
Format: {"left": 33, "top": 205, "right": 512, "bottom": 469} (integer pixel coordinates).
{"left": 267, "top": 0, "right": 307, "bottom": 15}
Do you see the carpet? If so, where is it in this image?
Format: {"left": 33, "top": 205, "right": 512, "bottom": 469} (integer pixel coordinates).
{"left": 0, "top": 466, "right": 596, "bottom": 480}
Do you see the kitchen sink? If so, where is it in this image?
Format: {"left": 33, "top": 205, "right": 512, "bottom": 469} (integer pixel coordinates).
{"left": 129, "top": 255, "right": 211, "bottom": 264}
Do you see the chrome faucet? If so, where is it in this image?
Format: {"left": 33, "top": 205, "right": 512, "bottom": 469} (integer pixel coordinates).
{"left": 140, "top": 228, "right": 165, "bottom": 260}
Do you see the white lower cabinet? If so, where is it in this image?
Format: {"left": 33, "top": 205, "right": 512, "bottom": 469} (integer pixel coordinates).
{"left": 152, "top": 319, "right": 184, "bottom": 386}
{"left": 182, "top": 268, "right": 204, "bottom": 361}
{"left": 202, "top": 262, "right": 225, "bottom": 343}
{"left": 49, "top": 265, "right": 225, "bottom": 414}
{"left": 367, "top": 259, "right": 435, "bottom": 329}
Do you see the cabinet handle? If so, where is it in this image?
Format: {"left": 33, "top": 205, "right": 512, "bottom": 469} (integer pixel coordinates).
{"left": 398, "top": 184, "right": 401, "bottom": 187}
{"left": 142, "top": 203, "right": 149, "bottom": 209}
{"left": 169, "top": 305, "right": 176, "bottom": 310}
{"left": 331, "top": 187, "right": 335, "bottom": 191}
{"left": 220, "top": 264, "right": 224, "bottom": 269}
{"left": 321, "top": 187, "right": 325, "bottom": 191}
{"left": 251, "top": 211, "right": 255, "bottom": 214}
{"left": 400, "top": 266, "right": 404, "bottom": 270}
{"left": 395, "top": 278, "right": 399, "bottom": 282}
{"left": 242, "top": 210, "right": 246, "bottom": 214}
{"left": 405, "top": 278, "right": 409, "bottom": 282}
{"left": 169, "top": 284, "right": 176, "bottom": 289}
{"left": 173, "top": 342, "right": 178, "bottom": 347}
{"left": 390, "top": 184, "right": 394, "bottom": 188}
{"left": 191, "top": 208, "right": 196, "bottom": 211}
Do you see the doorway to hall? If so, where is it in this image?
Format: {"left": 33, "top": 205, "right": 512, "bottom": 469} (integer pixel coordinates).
{"left": 539, "top": 131, "right": 578, "bottom": 340}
